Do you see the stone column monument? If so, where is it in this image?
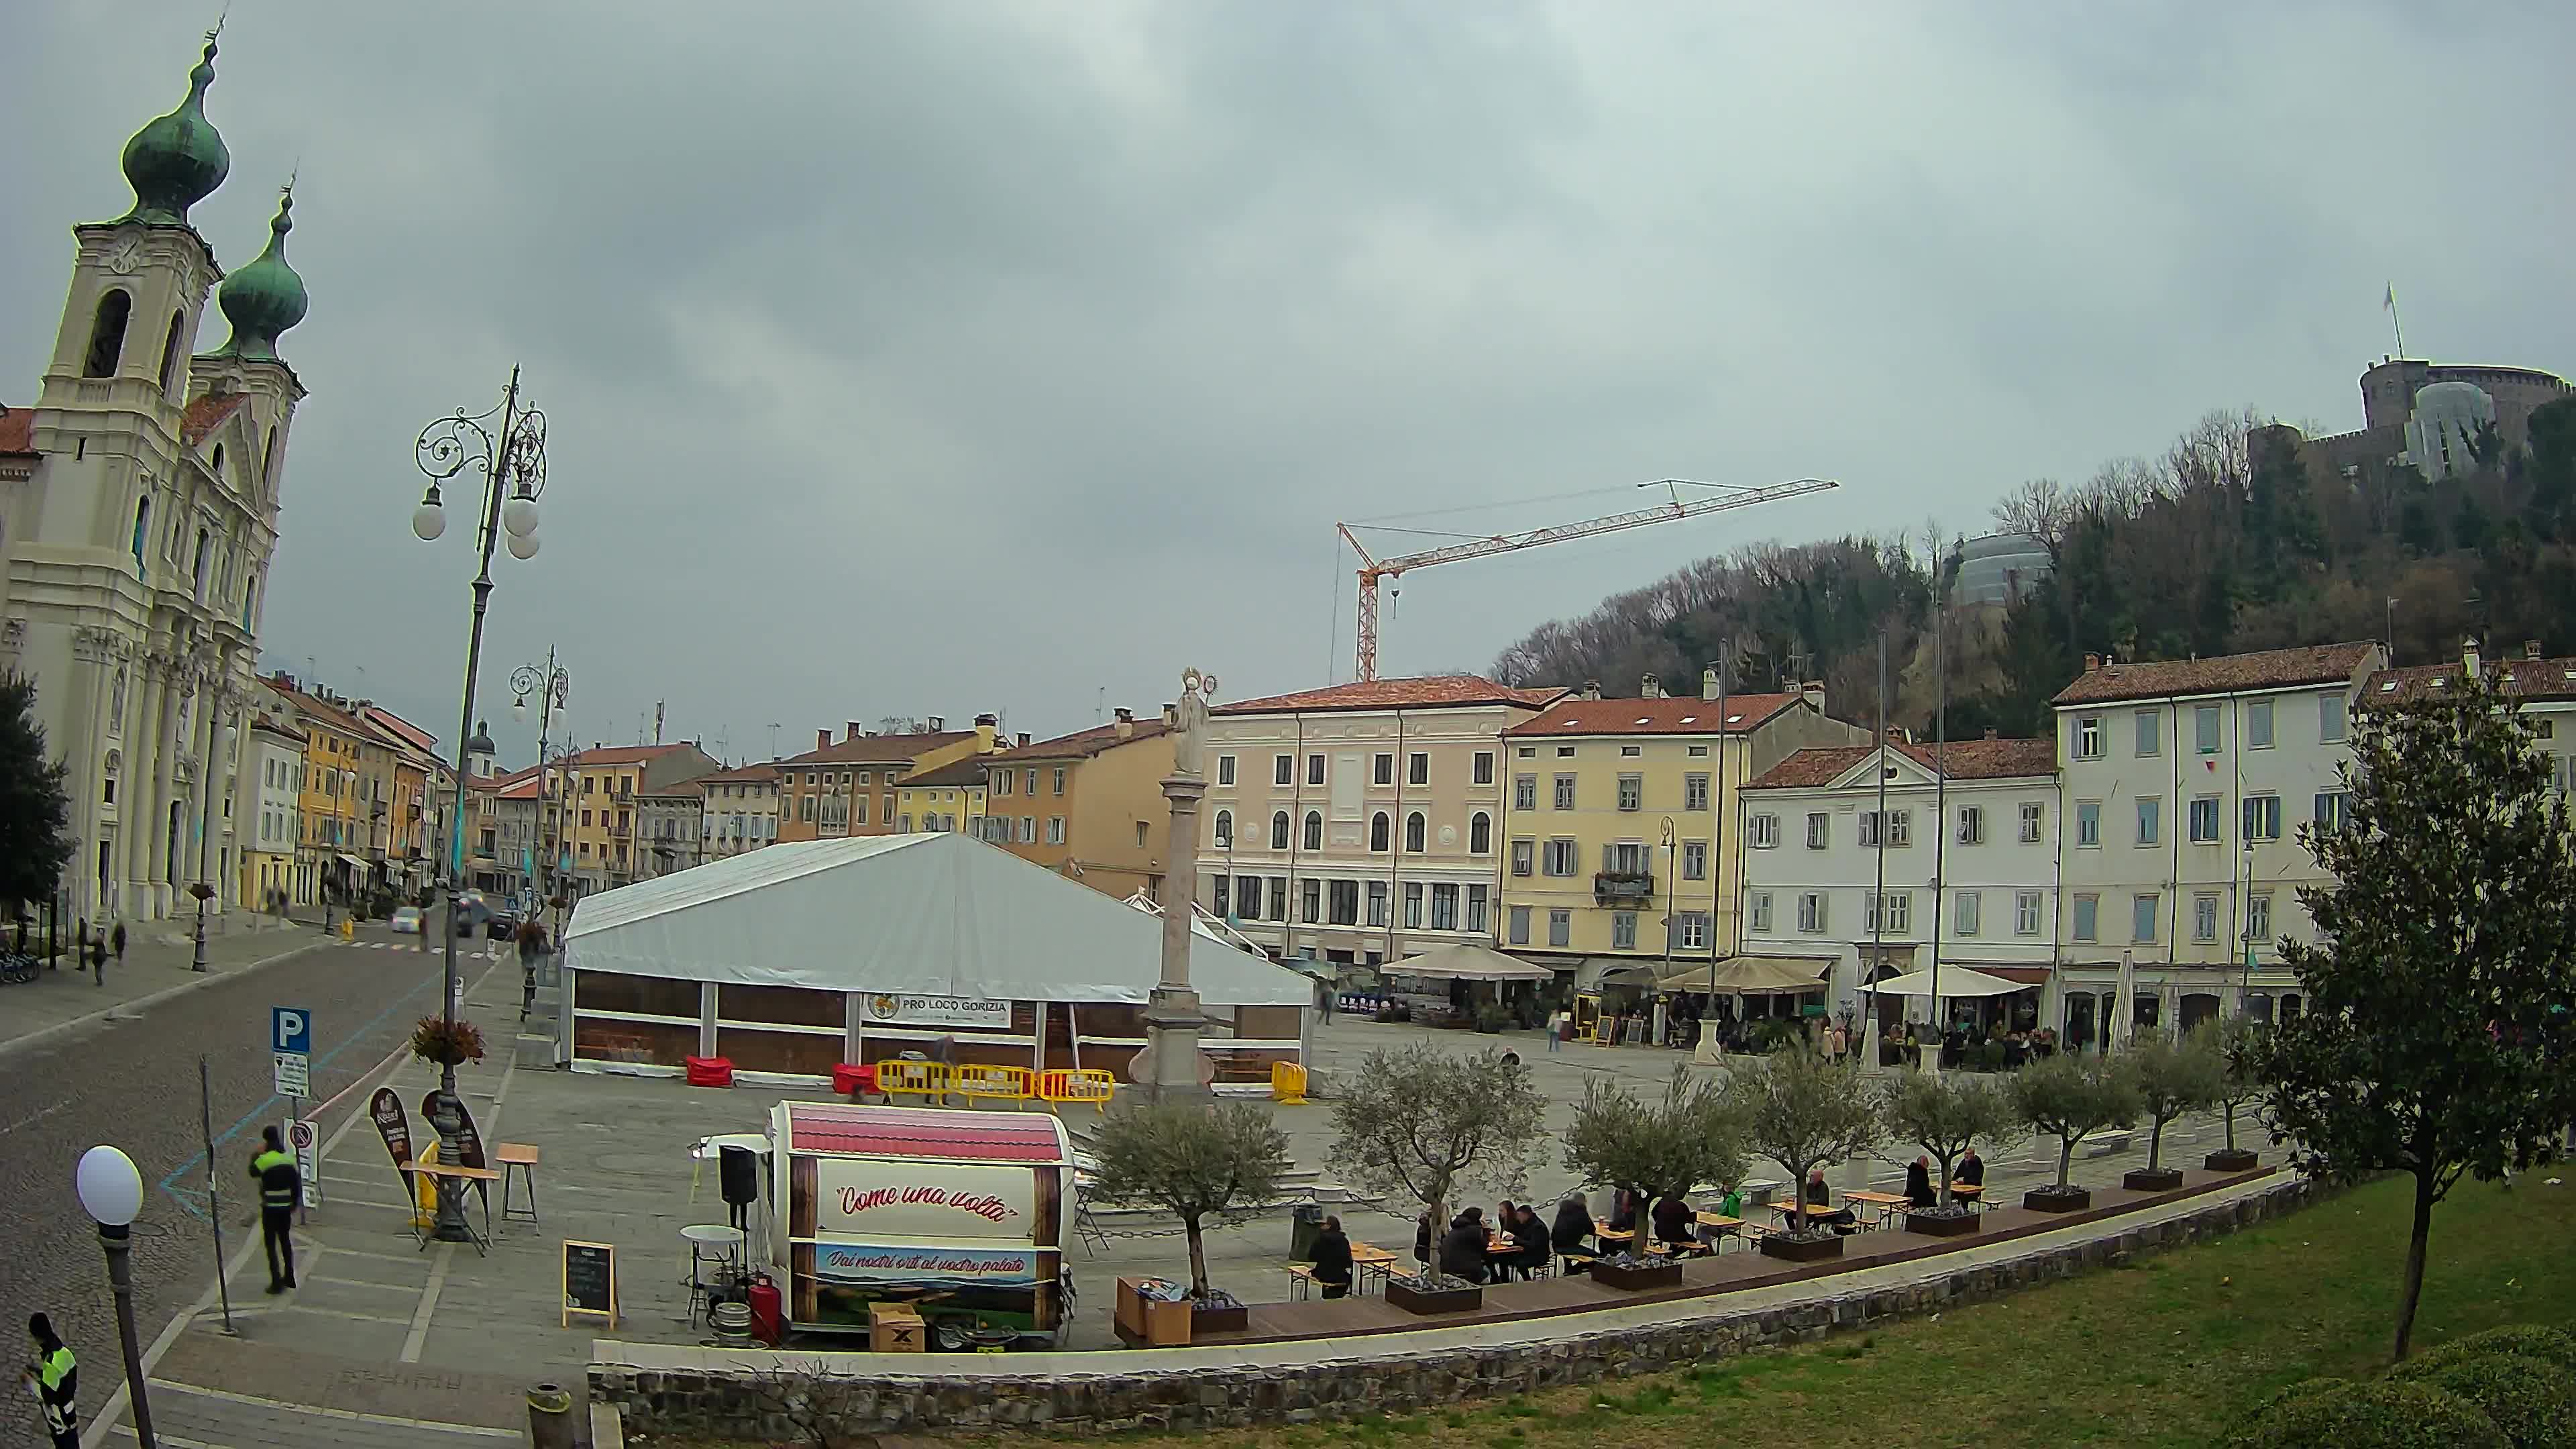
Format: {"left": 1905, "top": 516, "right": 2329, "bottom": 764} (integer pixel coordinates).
{"left": 1142, "top": 667, "right": 1218, "bottom": 1103}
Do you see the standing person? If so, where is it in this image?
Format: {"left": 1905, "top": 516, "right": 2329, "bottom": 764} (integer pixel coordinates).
{"left": 250, "top": 1126, "right": 302, "bottom": 1293}
{"left": 109, "top": 920, "right": 125, "bottom": 970}
{"left": 23, "top": 1314, "right": 75, "bottom": 1449}
{"left": 1413, "top": 1208, "right": 1435, "bottom": 1268}
{"left": 1308, "top": 1214, "right": 1353, "bottom": 1299}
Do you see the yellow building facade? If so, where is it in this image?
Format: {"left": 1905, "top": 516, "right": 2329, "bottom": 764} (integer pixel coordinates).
{"left": 986, "top": 710, "right": 1174, "bottom": 901}
{"left": 1497, "top": 678, "right": 1861, "bottom": 974}
{"left": 892, "top": 757, "right": 988, "bottom": 833}
{"left": 262, "top": 678, "right": 369, "bottom": 905}
{"left": 773, "top": 716, "right": 1001, "bottom": 843}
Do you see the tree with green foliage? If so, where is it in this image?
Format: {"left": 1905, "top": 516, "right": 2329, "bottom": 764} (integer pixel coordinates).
{"left": 1726, "top": 1044, "right": 1884, "bottom": 1235}
{"left": 2196, "top": 1016, "right": 2267, "bottom": 1158}
{"left": 1880, "top": 1067, "right": 2012, "bottom": 1210}
{"left": 2128, "top": 1031, "right": 2226, "bottom": 1175}
{"left": 1327, "top": 1045, "right": 1547, "bottom": 1234}
{"left": 1085, "top": 1099, "right": 1291, "bottom": 1299}
{"left": 0, "top": 675, "right": 74, "bottom": 915}
{"left": 2253, "top": 667, "right": 2576, "bottom": 1362}
{"left": 2009, "top": 1051, "right": 2140, "bottom": 1193}
{"left": 1561, "top": 1067, "right": 1747, "bottom": 1221}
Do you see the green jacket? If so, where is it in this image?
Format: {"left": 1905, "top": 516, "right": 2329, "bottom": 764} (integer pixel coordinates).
{"left": 34, "top": 1344, "right": 75, "bottom": 1434}
{"left": 251, "top": 1148, "right": 299, "bottom": 1210}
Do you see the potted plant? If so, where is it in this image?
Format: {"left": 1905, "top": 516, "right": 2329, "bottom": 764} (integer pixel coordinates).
{"left": 1084, "top": 1099, "right": 1288, "bottom": 1336}
{"left": 1385, "top": 1271, "right": 1483, "bottom": 1315}
{"left": 2198, "top": 1017, "right": 2265, "bottom": 1172}
{"left": 2123, "top": 1030, "right": 2224, "bottom": 1191}
{"left": 1881, "top": 1067, "right": 2012, "bottom": 1236}
{"left": 2008, "top": 1051, "right": 2139, "bottom": 1212}
{"left": 1560, "top": 1067, "right": 1743, "bottom": 1284}
{"left": 1730, "top": 1044, "right": 1884, "bottom": 1261}
{"left": 409, "top": 1017, "right": 486, "bottom": 1068}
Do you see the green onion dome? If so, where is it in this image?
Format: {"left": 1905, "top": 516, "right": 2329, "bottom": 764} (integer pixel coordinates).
{"left": 119, "top": 36, "right": 230, "bottom": 226}
{"left": 208, "top": 189, "right": 307, "bottom": 362}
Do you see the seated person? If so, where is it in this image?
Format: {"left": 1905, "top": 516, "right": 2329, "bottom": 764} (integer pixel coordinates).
{"left": 1715, "top": 1185, "right": 1746, "bottom": 1219}
{"left": 1799, "top": 1169, "right": 1856, "bottom": 1232}
{"left": 1606, "top": 1189, "right": 1640, "bottom": 1232}
{"left": 1309, "top": 1214, "right": 1354, "bottom": 1299}
{"left": 1510, "top": 1203, "right": 1552, "bottom": 1277}
{"left": 1957, "top": 1148, "right": 1986, "bottom": 1189}
{"left": 1906, "top": 1156, "right": 1937, "bottom": 1208}
{"left": 1438, "top": 1208, "right": 1491, "bottom": 1283}
{"left": 1550, "top": 1195, "right": 1597, "bottom": 1256}
{"left": 1650, "top": 1189, "right": 1696, "bottom": 1249}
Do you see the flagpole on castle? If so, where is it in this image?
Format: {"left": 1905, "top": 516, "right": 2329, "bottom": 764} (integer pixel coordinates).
{"left": 2385, "top": 282, "right": 2406, "bottom": 358}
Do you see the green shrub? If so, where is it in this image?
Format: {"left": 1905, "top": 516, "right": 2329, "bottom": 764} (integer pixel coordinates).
{"left": 2410, "top": 1325, "right": 2576, "bottom": 1375}
{"left": 2386, "top": 1354, "right": 2573, "bottom": 1449}
{"left": 2229, "top": 1379, "right": 2506, "bottom": 1449}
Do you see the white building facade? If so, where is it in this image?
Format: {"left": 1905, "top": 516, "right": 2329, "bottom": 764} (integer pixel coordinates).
{"left": 1201, "top": 676, "right": 1562, "bottom": 968}
{"left": 1739, "top": 737, "right": 2061, "bottom": 1035}
{"left": 0, "top": 36, "right": 309, "bottom": 924}
{"left": 697, "top": 764, "right": 781, "bottom": 859}
{"left": 2051, "top": 642, "right": 2383, "bottom": 1044}
{"left": 241, "top": 716, "right": 302, "bottom": 910}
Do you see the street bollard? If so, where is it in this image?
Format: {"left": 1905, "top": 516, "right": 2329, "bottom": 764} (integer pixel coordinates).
{"left": 526, "top": 1383, "right": 575, "bottom": 1449}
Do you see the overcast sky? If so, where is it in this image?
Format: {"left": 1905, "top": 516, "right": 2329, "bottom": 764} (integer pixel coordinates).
{"left": 9, "top": 2, "right": 2571, "bottom": 763}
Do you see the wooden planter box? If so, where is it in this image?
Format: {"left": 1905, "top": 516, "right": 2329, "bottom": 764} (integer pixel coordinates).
{"left": 1385, "top": 1277, "right": 1483, "bottom": 1316}
{"left": 2023, "top": 1187, "right": 2092, "bottom": 1213}
{"left": 2204, "top": 1148, "right": 2259, "bottom": 1173}
{"left": 1758, "top": 1232, "right": 1844, "bottom": 1263}
{"left": 2123, "top": 1167, "right": 2186, "bottom": 1192}
{"left": 1190, "top": 1301, "right": 1249, "bottom": 1336}
{"left": 1905, "top": 1208, "right": 1981, "bottom": 1237}
{"left": 1589, "top": 1260, "right": 1684, "bottom": 1292}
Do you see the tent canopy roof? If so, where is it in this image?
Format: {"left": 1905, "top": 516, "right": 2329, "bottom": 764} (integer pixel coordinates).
{"left": 1655, "top": 955, "right": 1831, "bottom": 995}
{"left": 1861, "top": 966, "right": 2027, "bottom": 998}
{"left": 564, "top": 833, "right": 1309, "bottom": 1007}
{"left": 1385, "top": 942, "right": 1554, "bottom": 981}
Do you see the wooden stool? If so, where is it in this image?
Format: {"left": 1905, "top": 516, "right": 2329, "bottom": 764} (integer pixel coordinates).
{"left": 496, "top": 1142, "right": 541, "bottom": 1226}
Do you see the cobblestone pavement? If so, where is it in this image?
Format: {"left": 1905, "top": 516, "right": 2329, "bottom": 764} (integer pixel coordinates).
{"left": 0, "top": 912, "right": 319, "bottom": 1057}
{"left": 0, "top": 922, "right": 508, "bottom": 1449}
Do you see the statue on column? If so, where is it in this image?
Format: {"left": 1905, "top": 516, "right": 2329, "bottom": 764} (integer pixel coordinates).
{"left": 1171, "top": 667, "right": 1219, "bottom": 777}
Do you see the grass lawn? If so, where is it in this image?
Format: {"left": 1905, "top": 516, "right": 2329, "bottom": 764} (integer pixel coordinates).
{"left": 1018, "top": 1173, "right": 2576, "bottom": 1449}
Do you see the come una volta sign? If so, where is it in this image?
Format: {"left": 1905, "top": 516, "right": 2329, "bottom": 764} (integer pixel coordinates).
{"left": 815, "top": 1157, "right": 1033, "bottom": 1240}
{"left": 859, "top": 994, "right": 1010, "bottom": 1029}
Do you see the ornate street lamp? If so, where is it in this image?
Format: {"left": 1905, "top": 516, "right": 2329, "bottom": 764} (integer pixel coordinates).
{"left": 511, "top": 651, "right": 570, "bottom": 915}
{"left": 410, "top": 368, "right": 549, "bottom": 1241}
{"left": 75, "top": 1145, "right": 156, "bottom": 1449}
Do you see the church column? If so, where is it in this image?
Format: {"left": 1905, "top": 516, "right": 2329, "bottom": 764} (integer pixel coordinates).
{"left": 150, "top": 659, "right": 188, "bottom": 918}
{"left": 70, "top": 636, "right": 117, "bottom": 924}
{"left": 123, "top": 659, "right": 167, "bottom": 918}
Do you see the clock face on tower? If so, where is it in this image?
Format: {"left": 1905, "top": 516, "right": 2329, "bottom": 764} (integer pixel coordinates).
{"left": 105, "top": 239, "right": 144, "bottom": 276}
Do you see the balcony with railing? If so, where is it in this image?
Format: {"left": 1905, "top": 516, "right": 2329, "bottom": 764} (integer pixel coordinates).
{"left": 1593, "top": 871, "right": 1654, "bottom": 903}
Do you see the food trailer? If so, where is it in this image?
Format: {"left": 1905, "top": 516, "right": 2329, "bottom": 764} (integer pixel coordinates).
{"left": 767, "top": 1100, "right": 1073, "bottom": 1349}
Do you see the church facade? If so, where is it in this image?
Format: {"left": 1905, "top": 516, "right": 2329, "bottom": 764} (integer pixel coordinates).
{"left": 0, "top": 32, "right": 311, "bottom": 924}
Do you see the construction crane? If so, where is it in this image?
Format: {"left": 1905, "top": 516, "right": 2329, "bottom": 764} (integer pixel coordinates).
{"left": 1337, "top": 476, "right": 1840, "bottom": 682}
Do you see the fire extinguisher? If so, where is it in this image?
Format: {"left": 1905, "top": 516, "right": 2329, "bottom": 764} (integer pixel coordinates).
{"left": 747, "top": 1273, "right": 784, "bottom": 1346}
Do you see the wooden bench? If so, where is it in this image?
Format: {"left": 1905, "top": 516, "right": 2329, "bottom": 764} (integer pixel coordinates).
{"left": 1285, "top": 1263, "right": 1317, "bottom": 1300}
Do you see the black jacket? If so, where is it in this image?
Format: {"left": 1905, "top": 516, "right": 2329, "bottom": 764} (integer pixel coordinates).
{"left": 1438, "top": 1220, "right": 1489, "bottom": 1280}
{"left": 1310, "top": 1228, "right": 1353, "bottom": 1285}
{"left": 1414, "top": 1214, "right": 1434, "bottom": 1264}
{"left": 1906, "top": 1162, "right": 1937, "bottom": 1208}
{"left": 1509, "top": 1212, "right": 1550, "bottom": 1266}
{"left": 1550, "top": 1199, "right": 1595, "bottom": 1253}
{"left": 1651, "top": 1194, "right": 1695, "bottom": 1245}
{"left": 1958, "top": 1156, "right": 1985, "bottom": 1186}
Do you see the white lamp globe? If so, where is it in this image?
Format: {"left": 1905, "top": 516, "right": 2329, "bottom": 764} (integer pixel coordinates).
{"left": 411, "top": 498, "right": 446, "bottom": 542}
{"left": 506, "top": 531, "right": 540, "bottom": 561}
{"left": 76, "top": 1144, "right": 144, "bottom": 1226}
{"left": 502, "top": 491, "right": 539, "bottom": 539}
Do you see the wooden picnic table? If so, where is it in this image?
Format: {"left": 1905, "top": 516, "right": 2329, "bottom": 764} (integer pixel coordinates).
{"left": 1845, "top": 1189, "right": 1911, "bottom": 1228}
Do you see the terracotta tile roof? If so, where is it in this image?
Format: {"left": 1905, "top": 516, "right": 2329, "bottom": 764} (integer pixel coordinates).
{"left": 181, "top": 392, "right": 249, "bottom": 447}
{"left": 262, "top": 677, "right": 368, "bottom": 737}
{"left": 989, "top": 718, "right": 1171, "bottom": 761}
{"left": 696, "top": 763, "right": 782, "bottom": 784}
{"left": 1504, "top": 694, "right": 1801, "bottom": 737}
{"left": 2367, "top": 653, "right": 2576, "bottom": 705}
{"left": 1216, "top": 675, "right": 1566, "bottom": 716}
{"left": 1746, "top": 736, "right": 2057, "bottom": 790}
{"left": 0, "top": 407, "right": 34, "bottom": 457}
{"left": 2051, "top": 642, "right": 2381, "bottom": 706}
{"left": 900, "top": 757, "right": 989, "bottom": 789}
{"left": 496, "top": 775, "right": 541, "bottom": 802}
{"left": 776, "top": 731, "right": 975, "bottom": 767}
{"left": 561, "top": 743, "right": 692, "bottom": 767}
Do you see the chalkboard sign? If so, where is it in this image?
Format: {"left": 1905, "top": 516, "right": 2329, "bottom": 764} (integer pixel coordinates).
{"left": 561, "top": 1240, "right": 617, "bottom": 1329}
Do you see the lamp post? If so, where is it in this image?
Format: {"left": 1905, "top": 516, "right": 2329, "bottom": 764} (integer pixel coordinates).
{"left": 1143, "top": 668, "right": 1218, "bottom": 1103}
{"left": 75, "top": 1145, "right": 156, "bottom": 1449}
{"left": 512, "top": 651, "right": 570, "bottom": 916}
{"left": 411, "top": 368, "right": 549, "bottom": 1241}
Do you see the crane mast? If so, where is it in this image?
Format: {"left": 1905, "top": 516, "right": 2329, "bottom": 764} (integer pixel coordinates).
{"left": 1339, "top": 476, "right": 1839, "bottom": 682}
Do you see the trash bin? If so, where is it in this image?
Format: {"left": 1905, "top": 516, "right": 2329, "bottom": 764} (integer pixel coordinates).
{"left": 1289, "top": 1200, "right": 1324, "bottom": 1258}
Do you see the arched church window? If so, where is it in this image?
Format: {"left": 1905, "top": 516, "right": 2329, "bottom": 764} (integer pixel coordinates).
{"left": 129, "top": 497, "right": 150, "bottom": 573}
{"left": 211, "top": 443, "right": 225, "bottom": 479}
{"left": 158, "top": 311, "right": 186, "bottom": 393}
{"left": 85, "top": 290, "right": 133, "bottom": 378}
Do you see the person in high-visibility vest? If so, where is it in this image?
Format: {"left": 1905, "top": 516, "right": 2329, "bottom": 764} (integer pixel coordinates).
{"left": 22, "top": 1313, "right": 76, "bottom": 1449}
{"left": 250, "top": 1126, "right": 303, "bottom": 1293}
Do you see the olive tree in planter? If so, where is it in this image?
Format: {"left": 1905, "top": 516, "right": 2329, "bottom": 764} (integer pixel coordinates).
{"left": 2008, "top": 1050, "right": 2139, "bottom": 1212}
{"left": 2198, "top": 1016, "right": 2265, "bottom": 1172}
{"left": 1329, "top": 1044, "right": 1546, "bottom": 1298}
{"left": 1561, "top": 1066, "right": 1746, "bottom": 1284}
{"left": 1728, "top": 1044, "right": 1884, "bottom": 1261}
{"left": 2123, "top": 1030, "right": 2226, "bottom": 1191}
{"left": 1085, "top": 1098, "right": 1290, "bottom": 1318}
{"left": 1880, "top": 1067, "right": 2012, "bottom": 1236}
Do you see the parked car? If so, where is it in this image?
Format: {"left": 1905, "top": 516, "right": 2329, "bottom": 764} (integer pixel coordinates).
{"left": 485, "top": 906, "right": 520, "bottom": 941}
{"left": 390, "top": 906, "right": 425, "bottom": 934}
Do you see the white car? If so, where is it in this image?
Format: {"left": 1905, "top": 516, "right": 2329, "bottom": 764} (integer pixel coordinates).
{"left": 390, "top": 906, "right": 425, "bottom": 934}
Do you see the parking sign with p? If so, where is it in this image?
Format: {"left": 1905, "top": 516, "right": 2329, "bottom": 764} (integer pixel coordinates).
{"left": 272, "top": 1006, "right": 312, "bottom": 1099}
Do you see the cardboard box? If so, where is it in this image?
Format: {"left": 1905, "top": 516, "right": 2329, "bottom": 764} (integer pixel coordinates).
{"left": 868, "top": 1303, "right": 924, "bottom": 1352}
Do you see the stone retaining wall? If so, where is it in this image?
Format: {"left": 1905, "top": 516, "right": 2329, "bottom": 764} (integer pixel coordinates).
{"left": 595, "top": 1178, "right": 2316, "bottom": 1438}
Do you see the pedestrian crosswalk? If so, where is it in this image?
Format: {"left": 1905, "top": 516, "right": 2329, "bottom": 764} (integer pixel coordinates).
{"left": 346, "top": 940, "right": 505, "bottom": 961}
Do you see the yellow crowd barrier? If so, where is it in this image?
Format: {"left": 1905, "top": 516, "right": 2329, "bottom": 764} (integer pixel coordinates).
{"left": 1037, "top": 1068, "right": 1116, "bottom": 1114}
{"left": 956, "top": 1063, "right": 1034, "bottom": 1104}
{"left": 1270, "top": 1061, "right": 1309, "bottom": 1105}
{"left": 875, "top": 1059, "right": 953, "bottom": 1100}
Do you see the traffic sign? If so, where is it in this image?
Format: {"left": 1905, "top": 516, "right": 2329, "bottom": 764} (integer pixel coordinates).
{"left": 272, "top": 1006, "right": 312, "bottom": 1099}
{"left": 286, "top": 1118, "right": 321, "bottom": 1208}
